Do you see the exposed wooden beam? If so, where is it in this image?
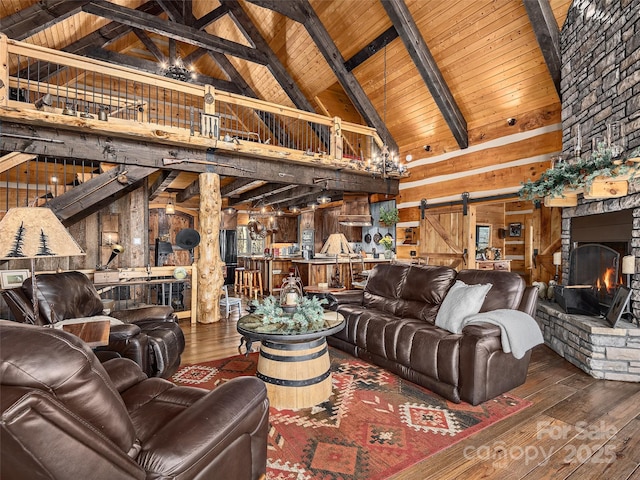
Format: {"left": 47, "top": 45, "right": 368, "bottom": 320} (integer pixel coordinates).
{"left": 523, "top": 0, "right": 561, "bottom": 97}
{"left": 231, "top": 183, "right": 297, "bottom": 205}
{"left": 133, "top": 28, "right": 167, "bottom": 63}
{"left": 155, "top": 0, "right": 183, "bottom": 23}
{"left": 297, "top": 0, "right": 397, "bottom": 152}
{"left": 221, "top": 0, "right": 314, "bottom": 113}
{"left": 0, "top": 0, "right": 91, "bottom": 41}
{"left": 240, "top": 185, "right": 322, "bottom": 207}
{"left": 148, "top": 170, "right": 180, "bottom": 200}
{"left": 86, "top": 47, "right": 242, "bottom": 93}
{"left": 246, "top": 0, "right": 307, "bottom": 23}
{"left": 82, "top": 0, "right": 268, "bottom": 65}
{"left": 49, "top": 165, "right": 157, "bottom": 226}
{"left": 0, "top": 122, "right": 399, "bottom": 195}
{"left": 381, "top": 0, "right": 468, "bottom": 149}
{"left": 221, "top": 178, "right": 263, "bottom": 197}
{"left": 344, "top": 26, "right": 398, "bottom": 72}
{"left": 177, "top": 179, "right": 200, "bottom": 203}
{"left": 193, "top": 5, "right": 229, "bottom": 30}
{"left": 0, "top": 152, "right": 36, "bottom": 174}
{"left": 289, "top": 190, "right": 343, "bottom": 208}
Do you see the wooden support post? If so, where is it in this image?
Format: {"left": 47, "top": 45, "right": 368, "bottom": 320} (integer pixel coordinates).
{"left": 465, "top": 205, "right": 477, "bottom": 269}
{"left": 197, "top": 172, "right": 224, "bottom": 323}
{"left": 0, "top": 34, "right": 8, "bottom": 106}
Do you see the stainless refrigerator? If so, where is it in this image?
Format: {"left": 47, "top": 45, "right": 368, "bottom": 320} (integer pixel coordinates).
{"left": 219, "top": 230, "right": 238, "bottom": 285}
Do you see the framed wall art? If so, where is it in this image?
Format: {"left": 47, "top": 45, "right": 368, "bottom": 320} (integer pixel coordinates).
{"left": 1, "top": 269, "right": 30, "bottom": 289}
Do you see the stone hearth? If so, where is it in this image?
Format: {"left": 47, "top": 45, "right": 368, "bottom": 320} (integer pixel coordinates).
{"left": 536, "top": 301, "right": 640, "bottom": 381}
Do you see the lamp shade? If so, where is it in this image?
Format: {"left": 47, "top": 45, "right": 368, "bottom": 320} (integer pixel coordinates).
{"left": 552, "top": 252, "right": 562, "bottom": 266}
{"left": 0, "top": 207, "right": 85, "bottom": 260}
{"left": 622, "top": 255, "right": 635, "bottom": 275}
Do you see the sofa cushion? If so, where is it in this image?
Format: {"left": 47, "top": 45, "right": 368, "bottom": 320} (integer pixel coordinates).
{"left": 363, "top": 263, "right": 409, "bottom": 315}
{"left": 396, "top": 264, "right": 456, "bottom": 322}
{"left": 24, "top": 271, "right": 104, "bottom": 324}
{"left": 456, "top": 270, "right": 525, "bottom": 312}
{"left": 435, "top": 280, "right": 492, "bottom": 333}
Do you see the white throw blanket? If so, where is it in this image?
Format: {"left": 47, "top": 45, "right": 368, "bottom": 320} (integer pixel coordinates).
{"left": 462, "top": 309, "right": 544, "bottom": 359}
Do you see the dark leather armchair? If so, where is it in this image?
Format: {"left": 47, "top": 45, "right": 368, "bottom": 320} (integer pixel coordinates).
{"left": 0, "top": 320, "right": 269, "bottom": 480}
{"left": 1, "top": 271, "right": 185, "bottom": 378}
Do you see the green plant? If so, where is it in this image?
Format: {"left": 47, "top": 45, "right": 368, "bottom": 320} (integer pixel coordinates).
{"left": 518, "top": 145, "right": 640, "bottom": 200}
{"left": 250, "top": 295, "right": 328, "bottom": 330}
{"left": 379, "top": 206, "right": 399, "bottom": 226}
{"left": 378, "top": 235, "right": 393, "bottom": 250}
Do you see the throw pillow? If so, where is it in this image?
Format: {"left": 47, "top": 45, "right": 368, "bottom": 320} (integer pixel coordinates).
{"left": 435, "top": 280, "right": 492, "bottom": 333}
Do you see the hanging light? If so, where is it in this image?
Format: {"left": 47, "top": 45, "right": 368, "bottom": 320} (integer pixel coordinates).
{"left": 165, "top": 195, "right": 175, "bottom": 214}
{"left": 289, "top": 205, "right": 300, "bottom": 214}
{"left": 162, "top": 56, "right": 196, "bottom": 82}
{"left": 366, "top": 42, "right": 408, "bottom": 179}
{"left": 317, "top": 193, "right": 331, "bottom": 205}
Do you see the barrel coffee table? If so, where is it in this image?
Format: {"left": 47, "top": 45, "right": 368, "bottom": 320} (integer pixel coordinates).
{"left": 237, "top": 311, "right": 344, "bottom": 409}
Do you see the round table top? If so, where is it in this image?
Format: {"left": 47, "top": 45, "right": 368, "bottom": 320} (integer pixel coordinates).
{"left": 237, "top": 310, "right": 344, "bottom": 342}
{"left": 304, "top": 285, "right": 347, "bottom": 293}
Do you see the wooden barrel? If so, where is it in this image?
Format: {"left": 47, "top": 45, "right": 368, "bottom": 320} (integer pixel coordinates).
{"left": 257, "top": 337, "right": 332, "bottom": 409}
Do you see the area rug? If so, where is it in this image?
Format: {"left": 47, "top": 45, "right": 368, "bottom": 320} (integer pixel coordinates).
{"left": 172, "top": 348, "right": 531, "bottom": 479}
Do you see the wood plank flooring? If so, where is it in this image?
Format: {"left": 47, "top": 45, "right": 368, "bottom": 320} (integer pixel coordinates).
{"left": 178, "top": 303, "right": 640, "bottom": 480}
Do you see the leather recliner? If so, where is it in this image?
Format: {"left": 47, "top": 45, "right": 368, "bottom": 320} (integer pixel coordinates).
{"left": 1, "top": 271, "right": 185, "bottom": 378}
{"left": 0, "top": 320, "right": 269, "bottom": 480}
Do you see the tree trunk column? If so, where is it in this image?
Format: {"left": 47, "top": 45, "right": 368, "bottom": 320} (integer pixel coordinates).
{"left": 197, "top": 172, "right": 224, "bottom": 323}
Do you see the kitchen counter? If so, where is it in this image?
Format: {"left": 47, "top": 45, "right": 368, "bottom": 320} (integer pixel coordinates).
{"left": 293, "top": 257, "right": 390, "bottom": 289}
{"left": 291, "top": 257, "right": 391, "bottom": 265}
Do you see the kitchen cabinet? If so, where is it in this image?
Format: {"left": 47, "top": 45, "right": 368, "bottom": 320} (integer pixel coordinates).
{"left": 272, "top": 216, "right": 298, "bottom": 243}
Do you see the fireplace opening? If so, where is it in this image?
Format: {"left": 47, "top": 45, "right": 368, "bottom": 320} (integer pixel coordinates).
{"left": 556, "top": 209, "right": 632, "bottom": 316}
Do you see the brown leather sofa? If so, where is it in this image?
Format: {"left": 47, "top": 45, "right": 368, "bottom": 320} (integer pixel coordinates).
{"left": 0, "top": 320, "right": 269, "bottom": 480}
{"left": 327, "top": 263, "right": 538, "bottom": 405}
{"left": 1, "top": 271, "right": 185, "bottom": 378}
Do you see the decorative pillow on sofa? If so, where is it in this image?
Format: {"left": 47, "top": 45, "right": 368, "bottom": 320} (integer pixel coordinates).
{"left": 435, "top": 280, "right": 492, "bottom": 334}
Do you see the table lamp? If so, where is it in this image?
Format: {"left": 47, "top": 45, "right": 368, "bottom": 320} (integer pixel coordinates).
{"left": 552, "top": 251, "right": 562, "bottom": 281}
{"left": 0, "top": 207, "right": 85, "bottom": 323}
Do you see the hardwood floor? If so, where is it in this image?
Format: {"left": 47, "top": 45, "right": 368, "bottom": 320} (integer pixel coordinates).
{"left": 178, "top": 303, "right": 640, "bottom": 480}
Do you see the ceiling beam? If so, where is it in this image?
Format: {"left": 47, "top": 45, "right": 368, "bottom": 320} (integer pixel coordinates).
{"left": 132, "top": 28, "right": 167, "bottom": 63}
{"left": 86, "top": 47, "right": 241, "bottom": 93}
{"left": 344, "top": 26, "right": 398, "bottom": 72}
{"left": 221, "top": 178, "right": 264, "bottom": 197}
{"left": 155, "top": 0, "right": 183, "bottom": 23}
{"left": 48, "top": 165, "right": 157, "bottom": 226}
{"left": 0, "top": 0, "right": 91, "bottom": 41}
{"left": 246, "top": 1, "right": 308, "bottom": 23}
{"left": 148, "top": 170, "right": 180, "bottom": 200}
{"left": 523, "top": 0, "right": 561, "bottom": 97}
{"left": 381, "top": 0, "right": 468, "bottom": 149}
{"left": 82, "top": 0, "right": 268, "bottom": 65}
{"left": 193, "top": 5, "right": 230, "bottom": 30}
{"left": 277, "top": 0, "right": 397, "bottom": 152}
{"left": 0, "top": 122, "right": 399, "bottom": 195}
{"left": 176, "top": 179, "right": 200, "bottom": 203}
{"left": 231, "top": 183, "right": 297, "bottom": 205}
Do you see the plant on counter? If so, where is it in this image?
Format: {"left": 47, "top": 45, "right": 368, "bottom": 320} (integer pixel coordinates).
{"left": 518, "top": 145, "right": 640, "bottom": 200}
{"left": 378, "top": 235, "right": 393, "bottom": 251}
{"left": 379, "top": 206, "right": 399, "bottom": 226}
{"left": 250, "top": 295, "right": 328, "bottom": 330}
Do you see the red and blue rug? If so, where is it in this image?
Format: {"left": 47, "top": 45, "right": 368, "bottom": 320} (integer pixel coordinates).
{"left": 172, "top": 348, "right": 530, "bottom": 479}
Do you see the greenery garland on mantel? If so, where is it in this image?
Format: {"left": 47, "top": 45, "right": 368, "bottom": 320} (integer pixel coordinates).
{"left": 518, "top": 145, "right": 640, "bottom": 200}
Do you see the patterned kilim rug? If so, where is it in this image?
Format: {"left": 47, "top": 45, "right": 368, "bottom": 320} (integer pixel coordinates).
{"left": 172, "top": 348, "right": 531, "bottom": 479}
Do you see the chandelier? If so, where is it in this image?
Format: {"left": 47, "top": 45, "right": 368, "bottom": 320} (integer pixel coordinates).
{"left": 365, "top": 42, "right": 408, "bottom": 179}
{"left": 162, "top": 57, "right": 195, "bottom": 82}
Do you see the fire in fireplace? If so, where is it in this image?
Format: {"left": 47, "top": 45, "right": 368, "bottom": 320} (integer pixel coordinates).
{"left": 556, "top": 243, "right": 625, "bottom": 315}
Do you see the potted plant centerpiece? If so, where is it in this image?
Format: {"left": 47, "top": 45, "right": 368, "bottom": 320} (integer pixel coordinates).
{"left": 378, "top": 235, "right": 394, "bottom": 259}
{"left": 249, "top": 295, "right": 328, "bottom": 332}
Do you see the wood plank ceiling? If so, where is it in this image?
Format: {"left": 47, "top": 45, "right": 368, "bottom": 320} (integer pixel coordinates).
{"left": 0, "top": 0, "right": 572, "bottom": 215}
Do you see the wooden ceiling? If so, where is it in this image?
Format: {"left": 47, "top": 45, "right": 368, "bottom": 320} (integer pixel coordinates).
{"left": 0, "top": 0, "right": 572, "bottom": 214}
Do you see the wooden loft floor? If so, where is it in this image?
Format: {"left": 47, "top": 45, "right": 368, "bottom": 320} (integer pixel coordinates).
{"left": 184, "top": 306, "right": 640, "bottom": 479}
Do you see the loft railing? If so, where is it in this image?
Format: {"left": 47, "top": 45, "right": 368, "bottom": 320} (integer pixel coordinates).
{"left": 0, "top": 35, "right": 384, "bottom": 174}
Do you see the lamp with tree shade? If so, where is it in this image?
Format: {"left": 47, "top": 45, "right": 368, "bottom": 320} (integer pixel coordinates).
{"left": 0, "top": 207, "right": 85, "bottom": 324}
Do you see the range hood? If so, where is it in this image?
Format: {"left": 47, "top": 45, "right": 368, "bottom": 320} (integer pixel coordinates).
{"left": 338, "top": 194, "right": 373, "bottom": 227}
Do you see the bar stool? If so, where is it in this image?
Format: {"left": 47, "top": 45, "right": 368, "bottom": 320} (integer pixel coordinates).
{"left": 244, "top": 269, "right": 264, "bottom": 300}
{"left": 234, "top": 267, "right": 246, "bottom": 294}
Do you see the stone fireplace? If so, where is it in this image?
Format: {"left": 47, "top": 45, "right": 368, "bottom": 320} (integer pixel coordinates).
{"left": 533, "top": 0, "right": 640, "bottom": 381}
{"left": 535, "top": 186, "right": 640, "bottom": 382}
